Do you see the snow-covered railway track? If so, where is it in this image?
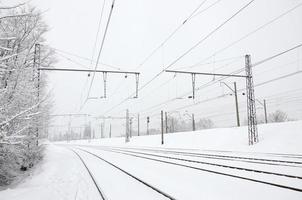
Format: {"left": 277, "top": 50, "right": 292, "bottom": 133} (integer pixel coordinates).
{"left": 69, "top": 148, "right": 107, "bottom": 200}
{"left": 106, "top": 146, "right": 302, "bottom": 166}
{"left": 74, "top": 147, "right": 177, "bottom": 200}
{"left": 87, "top": 146, "right": 302, "bottom": 192}
{"left": 96, "top": 146, "right": 302, "bottom": 179}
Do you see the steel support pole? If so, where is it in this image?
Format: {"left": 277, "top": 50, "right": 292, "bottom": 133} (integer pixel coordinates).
{"left": 192, "top": 113, "right": 196, "bottom": 131}
{"left": 103, "top": 72, "right": 107, "bottom": 98}
{"left": 130, "top": 118, "right": 132, "bottom": 138}
{"left": 147, "top": 117, "right": 149, "bottom": 135}
{"left": 165, "top": 112, "right": 168, "bottom": 133}
{"left": 191, "top": 73, "right": 196, "bottom": 99}
{"left": 245, "top": 55, "right": 258, "bottom": 145}
{"left": 234, "top": 82, "right": 240, "bottom": 127}
{"left": 161, "top": 111, "right": 164, "bottom": 145}
{"left": 34, "top": 44, "right": 41, "bottom": 146}
{"left": 264, "top": 99, "right": 268, "bottom": 124}
{"left": 109, "top": 124, "right": 112, "bottom": 138}
{"left": 137, "top": 113, "right": 140, "bottom": 136}
{"left": 125, "top": 109, "right": 130, "bottom": 142}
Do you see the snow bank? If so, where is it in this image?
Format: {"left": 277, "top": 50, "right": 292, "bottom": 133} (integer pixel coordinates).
{"left": 61, "top": 120, "right": 302, "bottom": 154}
{"left": 0, "top": 145, "right": 100, "bottom": 200}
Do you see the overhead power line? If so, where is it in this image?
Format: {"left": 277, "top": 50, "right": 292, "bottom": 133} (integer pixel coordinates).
{"left": 109, "top": 0, "right": 218, "bottom": 99}
{"left": 253, "top": 44, "right": 302, "bottom": 67}
{"left": 103, "top": 0, "right": 255, "bottom": 115}
{"left": 84, "top": 0, "right": 116, "bottom": 109}
{"left": 136, "top": 0, "right": 211, "bottom": 69}
{"left": 167, "top": 70, "right": 302, "bottom": 114}
{"left": 138, "top": 50, "right": 302, "bottom": 117}
{"left": 215, "top": 43, "right": 302, "bottom": 76}
{"left": 187, "top": 2, "right": 302, "bottom": 69}
{"left": 90, "top": 0, "right": 107, "bottom": 69}
{"left": 53, "top": 48, "right": 122, "bottom": 70}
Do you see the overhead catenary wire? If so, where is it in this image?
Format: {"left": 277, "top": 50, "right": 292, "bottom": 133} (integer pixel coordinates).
{"left": 187, "top": 2, "right": 302, "bottom": 69}
{"left": 108, "top": 0, "right": 217, "bottom": 98}
{"left": 142, "top": 68, "right": 302, "bottom": 118}
{"left": 253, "top": 44, "right": 302, "bottom": 67}
{"left": 163, "top": 70, "right": 302, "bottom": 115}
{"left": 135, "top": 0, "right": 210, "bottom": 70}
{"left": 83, "top": 0, "right": 116, "bottom": 110}
{"left": 173, "top": 55, "right": 244, "bottom": 70}
{"left": 78, "top": 0, "right": 107, "bottom": 105}
{"left": 190, "top": 0, "right": 223, "bottom": 19}
{"left": 53, "top": 48, "right": 122, "bottom": 70}
{"left": 89, "top": 0, "right": 107, "bottom": 70}
{"left": 132, "top": 67, "right": 245, "bottom": 116}
{"left": 138, "top": 49, "right": 302, "bottom": 118}
{"left": 103, "top": 0, "right": 255, "bottom": 115}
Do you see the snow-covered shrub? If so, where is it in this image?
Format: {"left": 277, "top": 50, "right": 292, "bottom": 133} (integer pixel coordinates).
{"left": 196, "top": 118, "right": 214, "bottom": 130}
{"left": 0, "top": 144, "right": 20, "bottom": 185}
{"left": 268, "top": 110, "right": 288, "bottom": 123}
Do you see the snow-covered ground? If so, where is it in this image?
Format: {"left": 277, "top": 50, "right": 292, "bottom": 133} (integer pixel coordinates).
{"left": 0, "top": 145, "right": 101, "bottom": 200}
{"left": 1, "top": 120, "right": 302, "bottom": 200}
{"left": 65, "top": 120, "right": 302, "bottom": 154}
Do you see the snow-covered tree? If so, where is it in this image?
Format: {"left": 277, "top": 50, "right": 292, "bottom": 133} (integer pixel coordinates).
{"left": 196, "top": 118, "right": 214, "bottom": 130}
{"left": 0, "top": 3, "right": 55, "bottom": 185}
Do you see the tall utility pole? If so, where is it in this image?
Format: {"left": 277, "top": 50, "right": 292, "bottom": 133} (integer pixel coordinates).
{"left": 263, "top": 99, "right": 268, "bottom": 124}
{"left": 220, "top": 81, "right": 241, "bottom": 127}
{"left": 34, "top": 43, "right": 40, "bottom": 146}
{"left": 192, "top": 113, "right": 196, "bottom": 131}
{"left": 146, "top": 116, "right": 150, "bottom": 135}
{"left": 234, "top": 82, "right": 240, "bottom": 127}
{"left": 137, "top": 113, "right": 140, "bottom": 136}
{"left": 125, "top": 109, "right": 130, "bottom": 142}
{"left": 109, "top": 124, "right": 112, "bottom": 138}
{"left": 245, "top": 55, "right": 258, "bottom": 145}
{"left": 165, "top": 112, "right": 168, "bottom": 133}
{"left": 103, "top": 72, "right": 107, "bottom": 98}
{"left": 161, "top": 111, "right": 164, "bottom": 145}
{"left": 129, "top": 118, "right": 133, "bottom": 138}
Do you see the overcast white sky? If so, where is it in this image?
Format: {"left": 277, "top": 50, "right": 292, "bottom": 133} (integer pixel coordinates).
{"left": 3, "top": 0, "right": 302, "bottom": 136}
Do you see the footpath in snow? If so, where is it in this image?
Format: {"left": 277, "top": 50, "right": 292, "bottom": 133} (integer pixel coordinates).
{"left": 0, "top": 145, "right": 100, "bottom": 200}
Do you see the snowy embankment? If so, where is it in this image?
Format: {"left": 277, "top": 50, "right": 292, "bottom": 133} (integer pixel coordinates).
{"left": 1, "top": 121, "right": 301, "bottom": 200}
{"left": 0, "top": 145, "right": 100, "bottom": 200}
{"left": 64, "top": 120, "right": 302, "bottom": 154}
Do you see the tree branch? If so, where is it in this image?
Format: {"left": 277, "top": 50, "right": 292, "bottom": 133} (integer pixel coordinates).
{"left": 0, "top": 2, "right": 27, "bottom": 10}
{"left": 0, "top": 13, "right": 31, "bottom": 20}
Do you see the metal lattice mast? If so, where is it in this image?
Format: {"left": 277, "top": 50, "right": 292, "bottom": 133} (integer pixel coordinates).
{"left": 245, "top": 55, "right": 258, "bottom": 145}
{"left": 34, "top": 44, "right": 41, "bottom": 145}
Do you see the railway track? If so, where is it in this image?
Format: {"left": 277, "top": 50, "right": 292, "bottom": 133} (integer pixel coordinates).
{"left": 98, "top": 146, "right": 302, "bottom": 166}
{"left": 71, "top": 147, "right": 177, "bottom": 200}
{"left": 93, "top": 146, "right": 302, "bottom": 179}
{"left": 69, "top": 148, "right": 107, "bottom": 200}
{"left": 79, "top": 146, "right": 302, "bottom": 193}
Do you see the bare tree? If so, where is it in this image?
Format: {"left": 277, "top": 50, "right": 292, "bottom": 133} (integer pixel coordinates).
{"left": 268, "top": 110, "right": 288, "bottom": 123}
